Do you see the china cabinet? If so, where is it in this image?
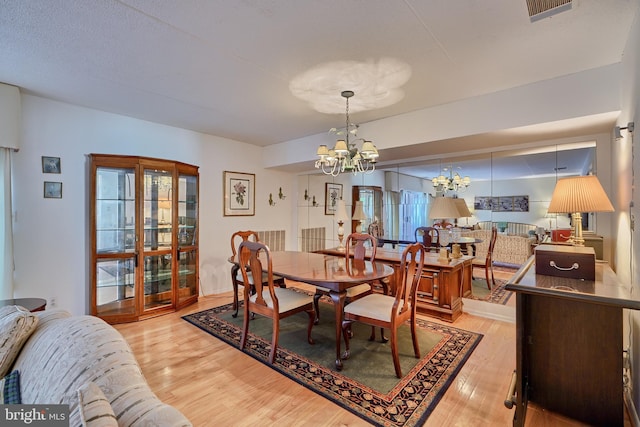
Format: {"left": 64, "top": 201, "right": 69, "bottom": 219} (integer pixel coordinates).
{"left": 90, "top": 154, "right": 199, "bottom": 323}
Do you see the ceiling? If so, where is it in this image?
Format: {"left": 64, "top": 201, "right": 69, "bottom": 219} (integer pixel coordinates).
{"left": 0, "top": 0, "right": 636, "bottom": 174}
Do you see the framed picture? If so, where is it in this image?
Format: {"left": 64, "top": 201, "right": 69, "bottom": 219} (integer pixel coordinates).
{"left": 325, "top": 182, "right": 343, "bottom": 215}
{"left": 42, "top": 156, "right": 61, "bottom": 174}
{"left": 223, "top": 171, "right": 255, "bottom": 216}
{"left": 44, "top": 181, "right": 62, "bottom": 198}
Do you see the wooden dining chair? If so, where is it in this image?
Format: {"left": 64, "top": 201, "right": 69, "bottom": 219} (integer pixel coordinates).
{"left": 341, "top": 242, "right": 425, "bottom": 378}
{"left": 230, "top": 230, "right": 285, "bottom": 318}
{"left": 472, "top": 226, "right": 498, "bottom": 289}
{"left": 367, "top": 222, "right": 385, "bottom": 247}
{"left": 238, "top": 240, "right": 315, "bottom": 364}
{"left": 313, "top": 232, "right": 379, "bottom": 325}
{"left": 414, "top": 226, "right": 439, "bottom": 252}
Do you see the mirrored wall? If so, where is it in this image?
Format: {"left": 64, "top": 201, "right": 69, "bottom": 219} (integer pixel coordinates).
{"left": 296, "top": 141, "right": 597, "bottom": 251}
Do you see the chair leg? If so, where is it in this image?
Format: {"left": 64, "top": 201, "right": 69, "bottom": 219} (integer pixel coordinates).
{"left": 485, "top": 266, "right": 491, "bottom": 290}
{"left": 313, "top": 292, "right": 322, "bottom": 325}
{"left": 410, "top": 315, "right": 420, "bottom": 359}
{"left": 305, "top": 309, "right": 315, "bottom": 345}
{"left": 269, "top": 317, "right": 279, "bottom": 364}
{"left": 341, "top": 320, "right": 353, "bottom": 360}
{"left": 390, "top": 328, "right": 402, "bottom": 378}
{"left": 239, "top": 305, "right": 250, "bottom": 351}
{"left": 231, "top": 266, "right": 240, "bottom": 318}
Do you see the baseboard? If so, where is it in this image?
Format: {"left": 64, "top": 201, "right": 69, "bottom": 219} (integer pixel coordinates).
{"left": 462, "top": 298, "right": 516, "bottom": 323}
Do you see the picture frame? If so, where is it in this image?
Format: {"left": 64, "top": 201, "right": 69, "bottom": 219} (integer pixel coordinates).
{"left": 223, "top": 171, "right": 255, "bottom": 216}
{"left": 325, "top": 182, "right": 343, "bottom": 215}
{"left": 44, "top": 181, "right": 62, "bottom": 199}
{"left": 42, "top": 156, "right": 61, "bottom": 174}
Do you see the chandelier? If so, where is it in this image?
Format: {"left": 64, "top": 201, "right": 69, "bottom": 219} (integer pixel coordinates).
{"left": 315, "top": 90, "right": 379, "bottom": 176}
{"left": 432, "top": 166, "right": 471, "bottom": 193}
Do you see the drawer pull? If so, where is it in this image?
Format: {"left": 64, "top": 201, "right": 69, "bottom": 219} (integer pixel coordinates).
{"left": 504, "top": 370, "right": 517, "bottom": 409}
{"left": 549, "top": 261, "right": 579, "bottom": 271}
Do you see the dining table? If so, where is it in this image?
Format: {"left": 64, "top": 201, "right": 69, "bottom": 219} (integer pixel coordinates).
{"left": 233, "top": 250, "right": 394, "bottom": 371}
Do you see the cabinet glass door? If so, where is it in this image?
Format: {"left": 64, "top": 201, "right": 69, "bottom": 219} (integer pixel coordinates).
{"left": 143, "top": 168, "right": 173, "bottom": 311}
{"left": 177, "top": 172, "right": 198, "bottom": 304}
{"left": 94, "top": 167, "right": 136, "bottom": 317}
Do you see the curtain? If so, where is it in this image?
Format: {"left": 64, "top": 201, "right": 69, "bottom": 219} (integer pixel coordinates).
{"left": 0, "top": 148, "right": 14, "bottom": 299}
{"left": 397, "top": 190, "right": 428, "bottom": 242}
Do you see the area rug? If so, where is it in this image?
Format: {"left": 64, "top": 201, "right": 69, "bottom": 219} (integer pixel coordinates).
{"left": 182, "top": 299, "right": 483, "bottom": 427}
{"left": 469, "top": 278, "right": 512, "bottom": 304}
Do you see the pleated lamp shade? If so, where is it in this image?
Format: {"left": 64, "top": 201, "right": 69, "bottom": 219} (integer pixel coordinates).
{"left": 547, "top": 175, "right": 614, "bottom": 214}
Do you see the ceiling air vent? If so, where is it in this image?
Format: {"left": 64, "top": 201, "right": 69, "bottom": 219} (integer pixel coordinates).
{"left": 526, "top": 0, "right": 572, "bottom": 22}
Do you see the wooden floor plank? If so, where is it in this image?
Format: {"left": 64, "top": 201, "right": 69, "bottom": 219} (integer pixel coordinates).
{"left": 114, "top": 271, "right": 619, "bottom": 426}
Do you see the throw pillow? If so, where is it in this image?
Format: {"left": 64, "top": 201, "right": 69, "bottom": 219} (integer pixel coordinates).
{"left": 0, "top": 305, "right": 39, "bottom": 377}
{"left": 77, "top": 382, "right": 118, "bottom": 427}
{"left": 0, "top": 370, "right": 21, "bottom": 404}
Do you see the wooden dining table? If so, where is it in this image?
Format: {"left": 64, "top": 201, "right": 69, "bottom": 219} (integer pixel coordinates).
{"left": 249, "top": 251, "right": 394, "bottom": 370}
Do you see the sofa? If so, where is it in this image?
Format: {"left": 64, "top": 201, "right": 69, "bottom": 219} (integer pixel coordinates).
{"left": 462, "top": 229, "right": 536, "bottom": 266}
{"left": 1, "top": 305, "right": 192, "bottom": 426}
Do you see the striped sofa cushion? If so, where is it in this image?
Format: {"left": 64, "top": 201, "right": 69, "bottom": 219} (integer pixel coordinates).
{"left": 12, "top": 313, "right": 191, "bottom": 427}
{"left": 0, "top": 305, "right": 39, "bottom": 378}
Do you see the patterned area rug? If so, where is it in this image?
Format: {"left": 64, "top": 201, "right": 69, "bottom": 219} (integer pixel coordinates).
{"left": 183, "top": 300, "right": 483, "bottom": 427}
{"left": 469, "top": 278, "right": 512, "bottom": 304}
{"left": 468, "top": 265, "right": 519, "bottom": 304}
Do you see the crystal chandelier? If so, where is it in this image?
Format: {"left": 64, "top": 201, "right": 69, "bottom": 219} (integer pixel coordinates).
{"left": 315, "top": 90, "right": 379, "bottom": 176}
{"left": 432, "top": 167, "right": 471, "bottom": 193}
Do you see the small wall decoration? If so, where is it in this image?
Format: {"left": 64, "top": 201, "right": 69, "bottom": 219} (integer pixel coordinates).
{"left": 42, "top": 156, "right": 61, "bottom": 174}
{"left": 44, "top": 181, "right": 62, "bottom": 198}
{"left": 325, "top": 183, "right": 342, "bottom": 215}
{"left": 474, "top": 195, "right": 528, "bottom": 212}
{"left": 223, "top": 171, "right": 255, "bottom": 216}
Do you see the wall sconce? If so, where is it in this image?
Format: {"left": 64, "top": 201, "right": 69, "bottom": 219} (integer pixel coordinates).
{"left": 278, "top": 187, "right": 286, "bottom": 199}
{"left": 268, "top": 193, "right": 276, "bottom": 206}
{"left": 615, "top": 122, "right": 635, "bottom": 139}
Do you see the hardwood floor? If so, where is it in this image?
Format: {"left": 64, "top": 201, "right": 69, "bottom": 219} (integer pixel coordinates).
{"left": 113, "top": 270, "right": 616, "bottom": 426}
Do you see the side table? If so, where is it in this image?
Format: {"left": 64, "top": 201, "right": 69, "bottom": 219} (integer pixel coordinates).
{"left": 0, "top": 298, "right": 47, "bottom": 312}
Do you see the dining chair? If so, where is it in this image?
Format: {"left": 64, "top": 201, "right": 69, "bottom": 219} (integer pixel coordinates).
{"left": 341, "top": 242, "right": 425, "bottom": 378}
{"left": 414, "top": 226, "right": 439, "bottom": 252}
{"left": 472, "top": 226, "right": 498, "bottom": 289}
{"left": 367, "top": 222, "right": 385, "bottom": 247}
{"left": 230, "top": 230, "right": 285, "bottom": 318}
{"left": 238, "top": 240, "right": 315, "bottom": 364}
{"left": 313, "top": 232, "right": 379, "bottom": 325}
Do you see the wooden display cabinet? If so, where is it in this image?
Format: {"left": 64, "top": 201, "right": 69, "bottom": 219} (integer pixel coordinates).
{"left": 90, "top": 154, "right": 199, "bottom": 323}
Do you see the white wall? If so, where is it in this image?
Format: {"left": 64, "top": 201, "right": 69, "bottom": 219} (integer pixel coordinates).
{"left": 12, "top": 95, "right": 296, "bottom": 315}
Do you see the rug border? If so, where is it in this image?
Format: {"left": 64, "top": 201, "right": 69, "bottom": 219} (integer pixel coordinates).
{"left": 182, "top": 304, "right": 483, "bottom": 427}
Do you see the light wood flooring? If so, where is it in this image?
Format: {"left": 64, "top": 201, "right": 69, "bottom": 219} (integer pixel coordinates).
{"left": 113, "top": 270, "right": 613, "bottom": 426}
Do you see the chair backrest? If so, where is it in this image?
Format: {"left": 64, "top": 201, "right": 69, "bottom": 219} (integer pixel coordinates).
{"left": 231, "top": 230, "right": 259, "bottom": 262}
{"left": 394, "top": 243, "right": 425, "bottom": 315}
{"left": 414, "top": 227, "right": 439, "bottom": 249}
{"left": 433, "top": 221, "right": 453, "bottom": 229}
{"left": 345, "top": 233, "right": 377, "bottom": 262}
{"left": 486, "top": 226, "right": 498, "bottom": 264}
{"left": 238, "top": 240, "right": 277, "bottom": 311}
{"left": 367, "top": 222, "right": 384, "bottom": 247}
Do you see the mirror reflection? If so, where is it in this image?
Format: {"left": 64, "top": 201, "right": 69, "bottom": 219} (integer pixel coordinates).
{"left": 297, "top": 141, "right": 596, "bottom": 251}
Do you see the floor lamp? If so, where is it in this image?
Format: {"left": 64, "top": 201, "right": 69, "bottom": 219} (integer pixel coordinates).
{"left": 547, "top": 175, "right": 614, "bottom": 246}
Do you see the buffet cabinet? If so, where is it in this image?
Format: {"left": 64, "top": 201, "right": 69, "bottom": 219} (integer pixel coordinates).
{"left": 505, "top": 256, "right": 640, "bottom": 426}
{"left": 90, "top": 154, "right": 199, "bottom": 324}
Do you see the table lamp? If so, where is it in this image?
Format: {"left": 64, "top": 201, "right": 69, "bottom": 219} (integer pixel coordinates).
{"left": 335, "top": 199, "right": 349, "bottom": 251}
{"left": 547, "top": 175, "right": 614, "bottom": 246}
{"left": 352, "top": 201, "right": 367, "bottom": 233}
{"left": 428, "top": 196, "right": 463, "bottom": 228}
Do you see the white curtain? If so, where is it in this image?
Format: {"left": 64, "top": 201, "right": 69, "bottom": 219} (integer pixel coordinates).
{"left": 0, "top": 148, "right": 14, "bottom": 299}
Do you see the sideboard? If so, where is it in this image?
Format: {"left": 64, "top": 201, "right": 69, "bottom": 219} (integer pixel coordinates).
{"left": 317, "top": 246, "right": 473, "bottom": 322}
{"left": 505, "top": 256, "right": 640, "bottom": 426}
